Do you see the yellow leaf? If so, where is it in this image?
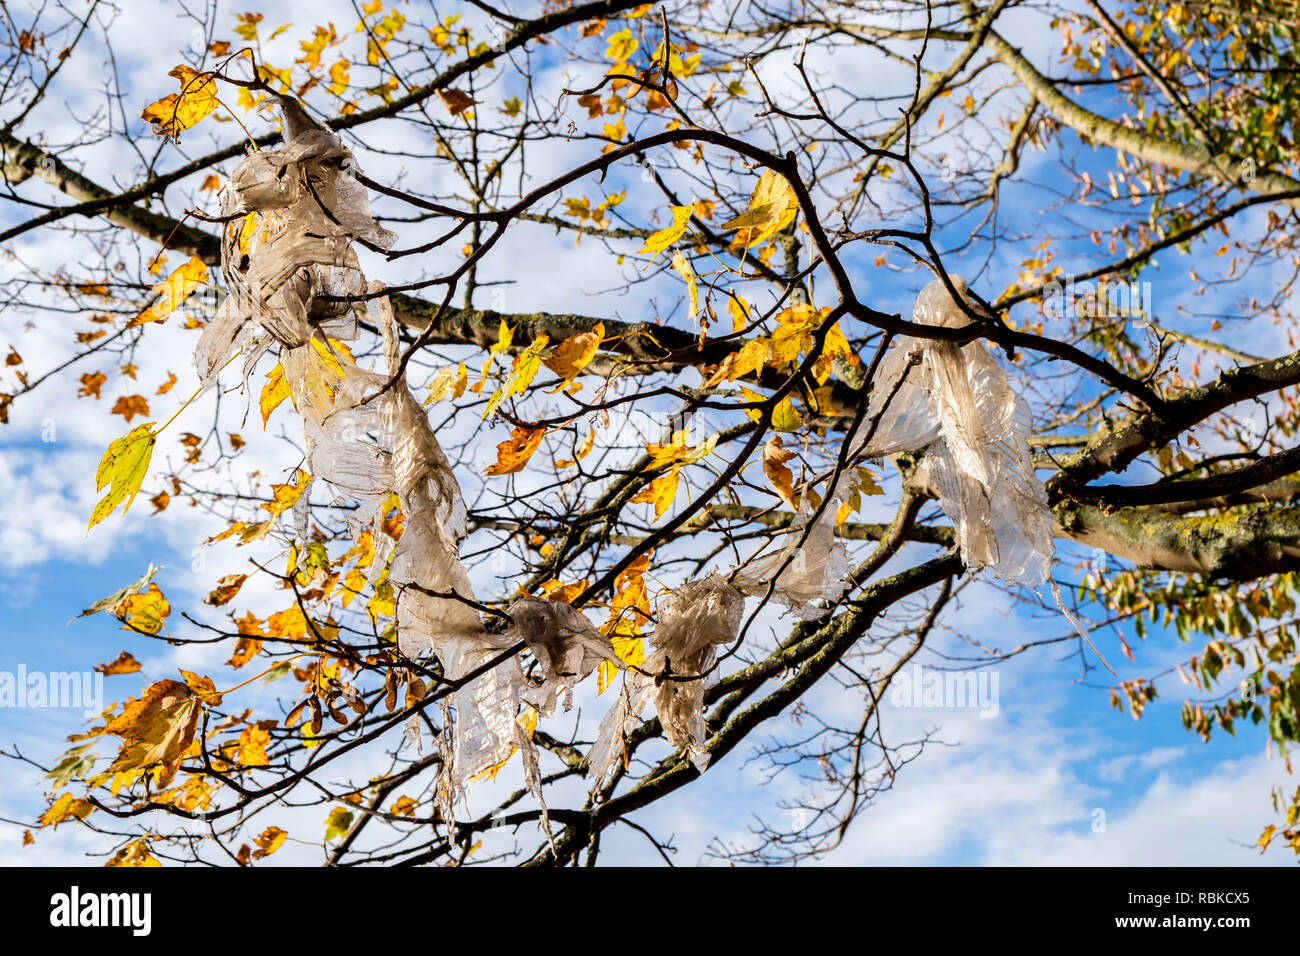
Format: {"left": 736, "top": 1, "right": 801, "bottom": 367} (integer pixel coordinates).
{"left": 260, "top": 363, "right": 293, "bottom": 427}
{"left": 141, "top": 65, "right": 220, "bottom": 138}
{"left": 542, "top": 323, "right": 604, "bottom": 383}
{"left": 485, "top": 426, "right": 546, "bottom": 476}
{"left": 116, "top": 583, "right": 170, "bottom": 635}
{"left": 105, "top": 840, "right": 161, "bottom": 867}
{"left": 38, "top": 794, "right": 96, "bottom": 829}
{"left": 671, "top": 251, "right": 699, "bottom": 326}
{"left": 723, "top": 170, "right": 799, "bottom": 251}
{"left": 324, "top": 806, "right": 354, "bottom": 841}
{"left": 631, "top": 468, "right": 680, "bottom": 519}
{"left": 728, "top": 295, "right": 750, "bottom": 333}
{"left": 253, "top": 826, "right": 287, "bottom": 859}
{"left": 262, "top": 469, "right": 312, "bottom": 517}
{"left": 485, "top": 334, "right": 549, "bottom": 416}
{"left": 103, "top": 679, "right": 203, "bottom": 782}
{"left": 604, "top": 28, "right": 638, "bottom": 62}
{"left": 638, "top": 205, "right": 694, "bottom": 259}
{"left": 130, "top": 256, "right": 208, "bottom": 327}
{"left": 89, "top": 423, "right": 157, "bottom": 529}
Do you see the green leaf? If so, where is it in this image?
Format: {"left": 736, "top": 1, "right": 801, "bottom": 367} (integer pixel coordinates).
{"left": 324, "top": 806, "right": 354, "bottom": 842}
{"left": 74, "top": 563, "right": 160, "bottom": 620}
{"left": 89, "top": 423, "right": 157, "bottom": 530}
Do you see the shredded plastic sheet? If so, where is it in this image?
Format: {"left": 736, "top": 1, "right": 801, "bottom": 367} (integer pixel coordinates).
{"left": 730, "top": 474, "right": 853, "bottom": 615}
{"left": 588, "top": 573, "right": 745, "bottom": 781}
{"left": 194, "top": 101, "right": 394, "bottom": 388}
{"left": 857, "top": 276, "right": 1055, "bottom": 586}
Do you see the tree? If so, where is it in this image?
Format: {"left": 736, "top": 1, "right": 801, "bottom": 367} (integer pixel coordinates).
{"left": 3, "top": 0, "right": 1299, "bottom": 866}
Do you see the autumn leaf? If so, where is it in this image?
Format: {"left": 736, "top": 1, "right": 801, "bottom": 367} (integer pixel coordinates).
{"left": 671, "top": 251, "right": 699, "bottom": 326}
{"left": 116, "top": 583, "right": 169, "bottom": 635}
{"left": 630, "top": 469, "right": 680, "bottom": 518}
{"left": 252, "top": 826, "right": 287, "bottom": 859}
{"left": 141, "top": 65, "right": 220, "bottom": 138}
{"left": 437, "top": 87, "right": 476, "bottom": 115}
{"left": 89, "top": 423, "right": 157, "bottom": 529}
{"left": 485, "top": 426, "right": 546, "bottom": 476}
{"left": 638, "top": 204, "right": 694, "bottom": 259}
{"left": 542, "top": 323, "right": 604, "bottom": 384}
{"left": 723, "top": 170, "right": 799, "bottom": 251}
{"left": 262, "top": 469, "right": 312, "bottom": 517}
{"left": 129, "top": 256, "right": 208, "bottom": 327}
{"left": 205, "top": 573, "right": 248, "bottom": 606}
{"left": 76, "top": 564, "right": 159, "bottom": 619}
{"left": 38, "top": 793, "right": 96, "bottom": 829}
{"left": 605, "top": 28, "right": 638, "bottom": 62}
{"left": 260, "top": 363, "right": 293, "bottom": 427}
{"left": 103, "top": 679, "right": 203, "bottom": 781}
{"left": 762, "top": 436, "right": 800, "bottom": 510}
{"left": 105, "top": 840, "right": 161, "bottom": 867}
{"left": 94, "top": 651, "right": 142, "bottom": 676}
{"left": 324, "top": 806, "right": 354, "bottom": 841}
{"left": 485, "top": 334, "right": 549, "bottom": 416}
{"left": 110, "top": 394, "right": 150, "bottom": 422}
{"left": 78, "top": 371, "right": 107, "bottom": 399}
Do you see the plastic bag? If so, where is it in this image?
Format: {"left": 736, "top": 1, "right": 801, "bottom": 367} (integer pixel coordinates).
{"left": 859, "top": 276, "right": 1054, "bottom": 586}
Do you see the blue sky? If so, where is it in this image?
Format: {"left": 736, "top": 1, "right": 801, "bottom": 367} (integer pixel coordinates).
{"left": 0, "top": 0, "right": 1294, "bottom": 866}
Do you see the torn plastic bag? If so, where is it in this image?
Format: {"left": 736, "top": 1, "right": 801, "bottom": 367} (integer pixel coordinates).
{"left": 857, "top": 276, "right": 1054, "bottom": 586}
{"left": 587, "top": 573, "right": 744, "bottom": 781}
{"left": 730, "top": 474, "right": 853, "bottom": 615}
{"left": 219, "top": 109, "right": 395, "bottom": 350}
{"left": 506, "top": 598, "right": 618, "bottom": 716}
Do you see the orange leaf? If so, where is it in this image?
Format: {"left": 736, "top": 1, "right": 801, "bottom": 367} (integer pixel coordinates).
{"left": 485, "top": 426, "right": 546, "bottom": 476}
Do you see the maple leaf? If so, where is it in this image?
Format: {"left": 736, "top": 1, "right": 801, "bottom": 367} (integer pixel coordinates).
{"left": 150, "top": 490, "right": 170, "bottom": 514}
{"left": 262, "top": 469, "right": 312, "bottom": 517}
{"left": 103, "top": 679, "right": 203, "bottom": 781}
{"left": 78, "top": 371, "right": 107, "bottom": 399}
{"left": 605, "top": 28, "right": 638, "bottom": 61}
{"left": 671, "top": 251, "right": 699, "bottom": 326}
{"left": 76, "top": 564, "right": 159, "bottom": 619}
{"left": 260, "top": 363, "right": 293, "bottom": 427}
{"left": 94, "top": 651, "right": 142, "bottom": 677}
{"left": 486, "top": 334, "right": 549, "bottom": 416}
{"left": 104, "top": 840, "right": 161, "bottom": 867}
{"left": 638, "top": 205, "right": 694, "bottom": 259}
{"left": 324, "top": 806, "right": 354, "bottom": 841}
{"left": 141, "top": 65, "right": 220, "bottom": 138}
{"left": 129, "top": 256, "right": 208, "bottom": 327}
{"left": 116, "top": 583, "right": 170, "bottom": 635}
{"left": 723, "top": 170, "right": 799, "bottom": 251}
{"left": 110, "top": 394, "right": 150, "bottom": 422}
{"left": 89, "top": 423, "right": 157, "bottom": 529}
{"left": 38, "top": 794, "right": 96, "bottom": 829}
{"left": 543, "top": 323, "right": 604, "bottom": 384}
{"left": 437, "top": 87, "right": 476, "bottom": 115}
{"left": 252, "top": 826, "right": 287, "bottom": 859}
{"left": 204, "top": 573, "right": 248, "bottom": 606}
{"left": 485, "top": 425, "right": 546, "bottom": 476}
{"left": 155, "top": 371, "right": 178, "bottom": 395}
{"left": 630, "top": 468, "right": 680, "bottom": 519}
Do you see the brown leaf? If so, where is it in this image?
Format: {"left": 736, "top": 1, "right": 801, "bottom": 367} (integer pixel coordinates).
{"left": 94, "top": 651, "right": 142, "bottom": 676}
{"left": 110, "top": 394, "right": 150, "bottom": 422}
{"left": 437, "top": 87, "right": 476, "bottom": 115}
{"left": 103, "top": 679, "right": 202, "bottom": 781}
{"left": 204, "top": 573, "right": 248, "bottom": 607}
